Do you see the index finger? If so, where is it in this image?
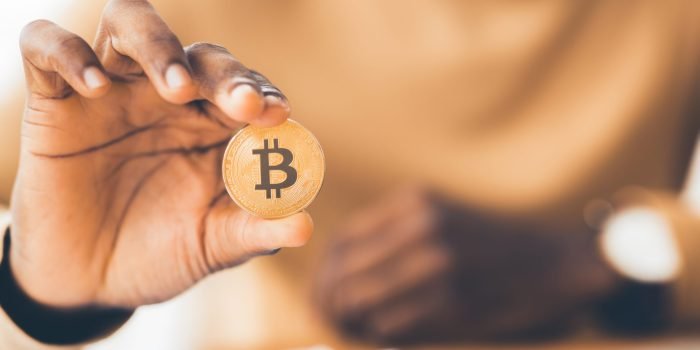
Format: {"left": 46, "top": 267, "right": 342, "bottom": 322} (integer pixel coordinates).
{"left": 95, "top": 0, "right": 197, "bottom": 103}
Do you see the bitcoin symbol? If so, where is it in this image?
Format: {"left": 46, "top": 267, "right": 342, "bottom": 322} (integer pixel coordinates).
{"left": 252, "top": 138, "right": 298, "bottom": 199}
{"left": 223, "top": 119, "right": 324, "bottom": 218}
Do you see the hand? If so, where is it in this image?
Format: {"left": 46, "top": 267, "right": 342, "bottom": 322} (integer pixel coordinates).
{"left": 315, "top": 187, "right": 618, "bottom": 345}
{"left": 10, "top": 0, "right": 312, "bottom": 310}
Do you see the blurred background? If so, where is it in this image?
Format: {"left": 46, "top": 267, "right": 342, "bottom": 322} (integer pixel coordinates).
{"left": 3, "top": 0, "right": 700, "bottom": 349}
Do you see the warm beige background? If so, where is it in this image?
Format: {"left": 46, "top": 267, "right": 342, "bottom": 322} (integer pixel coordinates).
{"left": 3, "top": 1, "right": 700, "bottom": 349}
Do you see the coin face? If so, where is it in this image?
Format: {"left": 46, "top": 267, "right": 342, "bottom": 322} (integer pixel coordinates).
{"left": 222, "top": 119, "right": 325, "bottom": 219}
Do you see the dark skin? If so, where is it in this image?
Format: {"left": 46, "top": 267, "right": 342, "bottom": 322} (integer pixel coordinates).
{"left": 4, "top": 0, "right": 642, "bottom": 346}
{"left": 9, "top": 0, "right": 313, "bottom": 319}
{"left": 316, "top": 187, "right": 621, "bottom": 345}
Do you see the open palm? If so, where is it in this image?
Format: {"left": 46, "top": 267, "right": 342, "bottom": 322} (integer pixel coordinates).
{"left": 10, "top": 0, "right": 312, "bottom": 310}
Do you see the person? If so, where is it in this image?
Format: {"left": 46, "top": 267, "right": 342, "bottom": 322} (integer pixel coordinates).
{"left": 0, "top": 0, "right": 315, "bottom": 347}
{"left": 2, "top": 0, "right": 700, "bottom": 348}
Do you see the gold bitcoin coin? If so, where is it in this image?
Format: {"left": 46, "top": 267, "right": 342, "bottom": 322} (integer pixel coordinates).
{"left": 222, "top": 119, "right": 325, "bottom": 219}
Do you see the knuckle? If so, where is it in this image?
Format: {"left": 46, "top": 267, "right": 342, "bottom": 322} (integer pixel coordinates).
{"left": 126, "top": 31, "right": 181, "bottom": 58}
{"left": 102, "top": 1, "right": 181, "bottom": 58}
{"left": 20, "top": 20, "right": 94, "bottom": 73}
{"left": 121, "top": 32, "right": 184, "bottom": 69}
{"left": 102, "top": 0, "right": 127, "bottom": 16}
{"left": 101, "top": 0, "right": 119, "bottom": 21}
{"left": 102, "top": 0, "right": 151, "bottom": 23}
{"left": 144, "top": 31, "right": 180, "bottom": 47}
{"left": 19, "top": 19, "right": 54, "bottom": 52}
{"left": 54, "top": 35, "right": 88, "bottom": 52}
{"left": 130, "top": 31, "right": 185, "bottom": 65}
{"left": 21, "top": 19, "right": 52, "bottom": 36}
{"left": 46, "top": 36, "right": 91, "bottom": 68}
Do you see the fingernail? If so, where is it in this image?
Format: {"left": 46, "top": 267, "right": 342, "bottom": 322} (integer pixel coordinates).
{"left": 265, "top": 94, "right": 290, "bottom": 112}
{"left": 83, "top": 67, "right": 108, "bottom": 90}
{"left": 230, "top": 83, "right": 263, "bottom": 112}
{"left": 165, "top": 64, "right": 191, "bottom": 89}
{"left": 230, "top": 83, "right": 258, "bottom": 100}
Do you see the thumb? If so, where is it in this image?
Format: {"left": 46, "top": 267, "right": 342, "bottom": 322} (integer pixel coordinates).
{"left": 202, "top": 197, "right": 314, "bottom": 272}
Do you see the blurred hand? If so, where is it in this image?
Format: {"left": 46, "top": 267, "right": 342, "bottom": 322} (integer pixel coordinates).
{"left": 316, "top": 187, "right": 618, "bottom": 345}
{"left": 10, "top": 0, "right": 312, "bottom": 310}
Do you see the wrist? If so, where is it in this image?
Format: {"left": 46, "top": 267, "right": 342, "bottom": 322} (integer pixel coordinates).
{"left": 595, "top": 207, "right": 676, "bottom": 333}
{"left": 0, "top": 227, "right": 134, "bottom": 345}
